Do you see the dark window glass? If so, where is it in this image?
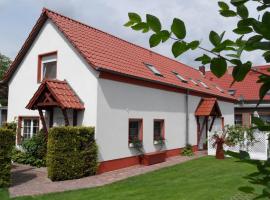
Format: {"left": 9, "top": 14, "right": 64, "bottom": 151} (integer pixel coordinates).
{"left": 154, "top": 120, "right": 163, "bottom": 140}
{"left": 235, "top": 114, "right": 242, "bottom": 125}
{"left": 129, "top": 120, "right": 140, "bottom": 142}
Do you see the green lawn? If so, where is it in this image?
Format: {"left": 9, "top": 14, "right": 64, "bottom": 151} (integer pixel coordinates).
{"left": 0, "top": 156, "right": 267, "bottom": 200}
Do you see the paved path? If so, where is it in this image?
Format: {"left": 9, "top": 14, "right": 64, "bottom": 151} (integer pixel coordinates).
{"left": 9, "top": 152, "right": 207, "bottom": 197}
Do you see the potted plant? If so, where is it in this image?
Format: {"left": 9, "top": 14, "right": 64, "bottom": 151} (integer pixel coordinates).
{"left": 129, "top": 136, "right": 143, "bottom": 152}
{"left": 154, "top": 136, "right": 165, "bottom": 145}
{"left": 212, "top": 126, "right": 233, "bottom": 159}
{"left": 211, "top": 125, "right": 254, "bottom": 159}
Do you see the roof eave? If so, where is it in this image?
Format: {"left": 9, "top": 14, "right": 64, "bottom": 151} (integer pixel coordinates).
{"left": 97, "top": 67, "right": 238, "bottom": 103}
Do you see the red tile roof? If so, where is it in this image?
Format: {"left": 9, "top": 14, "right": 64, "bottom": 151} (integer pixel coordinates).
{"left": 195, "top": 98, "right": 221, "bottom": 116}
{"left": 3, "top": 8, "right": 236, "bottom": 102}
{"left": 26, "top": 80, "right": 84, "bottom": 110}
{"left": 205, "top": 65, "right": 270, "bottom": 101}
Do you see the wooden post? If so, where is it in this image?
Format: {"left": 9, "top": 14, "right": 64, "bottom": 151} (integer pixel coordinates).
{"left": 49, "top": 108, "right": 54, "bottom": 128}
{"left": 73, "top": 110, "right": 77, "bottom": 126}
{"left": 209, "top": 116, "right": 216, "bottom": 132}
{"left": 38, "top": 108, "right": 48, "bottom": 137}
{"left": 61, "top": 108, "right": 70, "bottom": 126}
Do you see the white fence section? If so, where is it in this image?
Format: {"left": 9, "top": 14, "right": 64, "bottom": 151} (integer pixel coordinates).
{"left": 208, "top": 130, "right": 269, "bottom": 160}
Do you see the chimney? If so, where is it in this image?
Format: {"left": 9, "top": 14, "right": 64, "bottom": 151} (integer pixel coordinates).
{"left": 199, "top": 66, "right": 205, "bottom": 75}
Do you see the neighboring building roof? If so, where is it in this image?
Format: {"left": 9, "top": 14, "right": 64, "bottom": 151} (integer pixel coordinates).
{"left": 205, "top": 65, "right": 270, "bottom": 101}
{"left": 195, "top": 98, "right": 222, "bottom": 116}
{"left": 26, "top": 80, "right": 84, "bottom": 110}
{"left": 3, "top": 8, "right": 236, "bottom": 102}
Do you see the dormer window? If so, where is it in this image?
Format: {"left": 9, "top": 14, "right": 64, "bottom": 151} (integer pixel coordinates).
{"left": 38, "top": 51, "right": 57, "bottom": 82}
{"left": 172, "top": 71, "right": 188, "bottom": 83}
{"left": 198, "top": 80, "right": 209, "bottom": 88}
{"left": 189, "top": 78, "right": 198, "bottom": 86}
{"left": 228, "top": 89, "right": 236, "bottom": 96}
{"left": 144, "top": 63, "right": 162, "bottom": 76}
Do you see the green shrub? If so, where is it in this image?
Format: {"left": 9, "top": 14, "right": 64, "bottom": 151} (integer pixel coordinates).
{"left": 2, "top": 122, "right": 17, "bottom": 132}
{"left": 0, "top": 128, "right": 15, "bottom": 187}
{"left": 47, "top": 126, "right": 98, "bottom": 181}
{"left": 181, "top": 144, "right": 194, "bottom": 157}
{"left": 12, "top": 131, "right": 47, "bottom": 167}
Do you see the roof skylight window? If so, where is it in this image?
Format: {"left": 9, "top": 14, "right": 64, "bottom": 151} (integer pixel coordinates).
{"left": 144, "top": 63, "right": 162, "bottom": 76}
{"left": 172, "top": 71, "right": 188, "bottom": 83}
{"left": 215, "top": 85, "right": 224, "bottom": 93}
{"left": 228, "top": 89, "right": 236, "bottom": 96}
{"left": 189, "top": 78, "right": 198, "bottom": 86}
{"left": 198, "top": 80, "right": 209, "bottom": 88}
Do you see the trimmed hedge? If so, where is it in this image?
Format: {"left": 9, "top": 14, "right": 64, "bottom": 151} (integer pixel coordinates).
{"left": 0, "top": 128, "right": 15, "bottom": 187}
{"left": 47, "top": 126, "right": 98, "bottom": 181}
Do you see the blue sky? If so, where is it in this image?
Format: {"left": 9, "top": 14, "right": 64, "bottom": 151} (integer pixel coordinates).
{"left": 0, "top": 0, "right": 265, "bottom": 68}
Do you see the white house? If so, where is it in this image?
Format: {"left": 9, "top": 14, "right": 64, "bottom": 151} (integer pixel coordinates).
{"left": 2, "top": 8, "right": 236, "bottom": 173}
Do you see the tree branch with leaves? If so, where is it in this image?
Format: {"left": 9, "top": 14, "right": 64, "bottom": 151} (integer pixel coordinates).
{"left": 125, "top": 0, "right": 270, "bottom": 197}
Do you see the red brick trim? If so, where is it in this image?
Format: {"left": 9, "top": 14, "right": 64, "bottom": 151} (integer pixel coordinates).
{"left": 98, "top": 145, "right": 198, "bottom": 173}
{"left": 37, "top": 51, "right": 58, "bottom": 83}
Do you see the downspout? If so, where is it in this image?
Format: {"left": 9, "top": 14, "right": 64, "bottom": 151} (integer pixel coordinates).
{"left": 185, "top": 89, "right": 189, "bottom": 145}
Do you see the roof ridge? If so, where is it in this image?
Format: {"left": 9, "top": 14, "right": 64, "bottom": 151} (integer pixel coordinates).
{"left": 43, "top": 8, "right": 199, "bottom": 73}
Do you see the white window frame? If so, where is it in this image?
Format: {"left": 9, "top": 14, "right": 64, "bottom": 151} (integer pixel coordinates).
{"left": 189, "top": 78, "right": 198, "bottom": 86}
{"left": 215, "top": 85, "right": 224, "bottom": 93}
{"left": 198, "top": 80, "right": 209, "bottom": 88}
{"left": 41, "top": 54, "right": 57, "bottom": 80}
{"left": 172, "top": 71, "right": 188, "bottom": 83}
{"left": 21, "top": 118, "right": 40, "bottom": 140}
{"left": 145, "top": 63, "right": 162, "bottom": 76}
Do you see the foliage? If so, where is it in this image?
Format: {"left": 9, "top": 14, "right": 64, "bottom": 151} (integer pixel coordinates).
{"left": 226, "top": 125, "right": 255, "bottom": 149}
{"left": 154, "top": 135, "right": 165, "bottom": 145}
{"left": 129, "top": 137, "right": 144, "bottom": 154}
{"left": 212, "top": 125, "right": 255, "bottom": 147}
{"left": 47, "top": 126, "right": 98, "bottom": 181}
{"left": 0, "top": 128, "right": 15, "bottom": 188}
{"left": 125, "top": 2, "right": 270, "bottom": 196}
{"left": 181, "top": 144, "right": 194, "bottom": 156}
{"left": 0, "top": 53, "right": 11, "bottom": 81}
{"left": 125, "top": 0, "right": 270, "bottom": 101}
{"left": 2, "top": 122, "right": 17, "bottom": 133}
{"left": 12, "top": 131, "right": 47, "bottom": 167}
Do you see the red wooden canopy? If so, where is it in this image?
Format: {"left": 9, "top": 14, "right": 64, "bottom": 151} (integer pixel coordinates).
{"left": 195, "top": 98, "right": 222, "bottom": 117}
{"left": 26, "top": 79, "right": 84, "bottom": 110}
{"left": 26, "top": 80, "right": 84, "bottom": 135}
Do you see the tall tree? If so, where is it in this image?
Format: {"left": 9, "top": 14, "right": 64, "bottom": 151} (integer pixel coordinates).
{"left": 0, "top": 53, "right": 11, "bottom": 80}
{"left": 125, "top": 0, "right": 270, "bottom": 197}
{"left": 0, "top": 53, "right": 11, "bottom": 106}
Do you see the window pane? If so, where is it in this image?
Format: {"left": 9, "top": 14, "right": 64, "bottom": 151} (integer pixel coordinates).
{"left": 23, "top": 119, "right": 31, "bottom": 139}
{"left": 154, "top": 121, "right": 162, "bottom": 139}
{"left": 129, "top": 121, "right": 139, "bottom": 141}
{"left": 235, "top": 114, "right": 242, "bottom": 125}
{"left": 260, "top": 115, "right": 270, "bottom": 123}
{"left": 43, "top": 61, "right": 56, "bottom": 79}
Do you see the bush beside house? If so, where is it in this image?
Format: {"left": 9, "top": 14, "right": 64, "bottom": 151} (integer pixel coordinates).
{"left": 47, "top": 126, "right": 98, "bottom": 181}
{"left": 0, "top": 128, "right": 15, "bottom": 187}
{"left": 12, "top": 131, "right": 47, "bottom": 167}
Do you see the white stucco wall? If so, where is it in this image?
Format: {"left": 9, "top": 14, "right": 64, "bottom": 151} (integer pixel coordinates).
{"left": 8, "top": 20, "right": 99, "bottom": 127}
{"left": 96, "top": 79, "right": 235, "bottom": 161}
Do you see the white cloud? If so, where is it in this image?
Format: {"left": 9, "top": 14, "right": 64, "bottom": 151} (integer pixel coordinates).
{"left": 0, "top": 0, "right": 266, "bottom": 68}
